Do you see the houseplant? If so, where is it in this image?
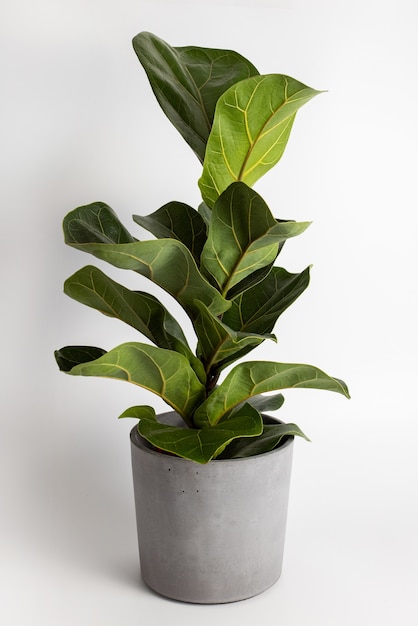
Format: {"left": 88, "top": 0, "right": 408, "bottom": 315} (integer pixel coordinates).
{"left": 55, "top": 31, "right": 349, "bottom": 603}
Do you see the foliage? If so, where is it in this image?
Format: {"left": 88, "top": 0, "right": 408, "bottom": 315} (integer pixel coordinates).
{"left": 55, "top": 32, "right": 349, "bottom": 463}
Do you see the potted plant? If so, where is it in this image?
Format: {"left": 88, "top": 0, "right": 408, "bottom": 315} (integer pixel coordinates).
{"left": 55, "top": 31, "right": 349, "bottom": 603}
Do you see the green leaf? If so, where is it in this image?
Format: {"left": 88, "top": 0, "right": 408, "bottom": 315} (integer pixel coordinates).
{"left": 133, "top": 201, "right": 207, "bottom": 264}
{"left": 223, "top": 266, "right": 311, "bottom": 334}
{"left": 199, "top": 74, "right": 321, "bottom": 207}
{"left": 246, "top": 392, "right": 285, "bottom": 413}
{"left": 63, "top": 204, "right": 230, "bottom": 320}
{"left": 132, "top": 31, "right": 259, "bottom": 163}
{"left": 63, "top": 265, "right": 206, "bottom": 381}
{"left": 219, "top": 421, "right": 309, "bottom": 459}
{"left": 200, "top": 182, "right": 310, "bottom": 295}
{"left": 135, "top": 402, "right": 263, "bottom": 464}
{"left": 225, "top": 262, "right": 275, "bottom": 300}
{"left": 62, "top": 342, "right": 206, "bottom": 425}
{"left": 193, "top": 300, "right": 275, "bottom": 374}
{"left": 54, "top": 345, "right": 107, "bottom": 372}
{"left": 64, "top": 265, "right": 187, "bottom": 351}
{"left": 118, "top": 405, "right": 156, "bottom": 420}
{"left": 64, "top": 202, "right": 136, "bottom": 245}
{"left": 198, "top": 202, "right": 212, "bottom": 227}
{"left": 194, "top": 361, "right": 350, "bottom": 426}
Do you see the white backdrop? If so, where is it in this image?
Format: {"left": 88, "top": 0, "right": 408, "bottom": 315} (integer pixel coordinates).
{"left": 2, "top": 0, "right": 417, "bottom": 624}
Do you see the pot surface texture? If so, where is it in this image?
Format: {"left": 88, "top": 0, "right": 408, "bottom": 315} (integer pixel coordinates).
{"left": 130, "top": 412, "right": 294, "bottom": 603}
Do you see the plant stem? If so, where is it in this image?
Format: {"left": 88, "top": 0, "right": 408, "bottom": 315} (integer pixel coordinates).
{"left": 206, "top": 369, "right": 220, "bottom": 395}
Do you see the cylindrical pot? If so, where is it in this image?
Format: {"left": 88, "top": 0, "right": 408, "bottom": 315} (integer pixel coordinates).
{"left": 130, "top": 411, "right": 294, "bottom": 604}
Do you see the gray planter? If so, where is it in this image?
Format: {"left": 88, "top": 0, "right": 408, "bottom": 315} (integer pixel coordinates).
{"left": 130, "top": 411, "right": 294, "bottom": 604}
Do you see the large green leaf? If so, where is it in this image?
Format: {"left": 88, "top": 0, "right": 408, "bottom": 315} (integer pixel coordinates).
{"left": 61, "top": 342, "right": 206, "bottom": 425}
{"left": 245, "top": 392, "right": 285, "bottom": 413}
{"left": 63, "top": 204, "right": 229, "bottom": 320}
{"left": 225, "top": 262, "right": 275, "bottom": 300}
{"left": 219, "top": 421, "right": 309, "bottom": 459}
{"left": 223, "top": 266, "right": 311, "bottom": 334}
{"left": 64, "top": 265, "right": 189, "bottom": 347}
{"left": 198, "top": 202, "right": 212, "bottom": 228}
{"left": 118, "top": 405, "right": 156, "bottom": 421}
{"left": 133, "top": 201, "right": 207, "bottom": 264}
{"left": 132, "top": 31, "right": 259, "bottom": 163}
{"left": 129, "top": 402, "right": 263, "bottom": 464}
{"left": 54, "top": 345, "right": 107, "bottom": 372}
{"left": 63, "top": 265, "right": 205, "bottom": 378}
{"left": 194, "top": 361, "right": 350, "bottom": 426}
{"left": 193, "top": 300, "right": 275, "bottom": 374}
{"left": 71, "top": 239, "right": 230, "bottom": 319}
{"left": 200, "top": 183, "right": 310, "bottom": 296}
{"left": 64, "top": 202, "right": 136, "bottom": 245}
{"left": 199, "top": 75, "right": 321, "bottom": 207}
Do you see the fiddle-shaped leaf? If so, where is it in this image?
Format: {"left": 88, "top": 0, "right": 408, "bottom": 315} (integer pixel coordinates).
{"left": 219, "top": 421, "right": 309, "bottom": 459}
{"left": 63, "top": 204, "right": 230, "bottom": 320}
{"left": 245, "top": 392, "right": 285, "bottom": 413}
{"left": 226, "top": 262, "right": 275, "bottom": 300}
{"left": 200, "top": 183, "right": 310, "bottom": 296}
{"left": 60, "top": 342, "right": 206, "bottom": 425}
{"left": 194, "top": 361, "right": 350, "bottom": 426}
{"left": 64, "top": 202, "right": 136, "bottom": 245}
{"left": 64, "top": 265, "right": 188, "bottom": 347}
{"left": 63, "top": 265, "right": 205, "bottom": 380}
{"left": 223, "top": 266, "right": 311, "bottom": 334}
{"left": 199, "top": 74, "right": 321, "bottom": 207}
{"left": 132, "top": 31, "right": 259, "bottom": 163}
{"left": 118, "top": 405, "right": 156, "bottom": 421}
{"left": 54, "top": 345, "right": 107, "bottom": 372}
{"left": 130, "top": 402, "right": 263, "bottom": 464}
{"left": 133, "top": 201, "right": 207, "bottom": 264}
{"left": 194, "top": 300, "right": 275, "bottom": 374}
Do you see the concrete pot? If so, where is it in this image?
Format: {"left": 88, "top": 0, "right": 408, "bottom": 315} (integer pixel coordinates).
{"left": 130, "top": 411, "right": 294, "bottom": 604}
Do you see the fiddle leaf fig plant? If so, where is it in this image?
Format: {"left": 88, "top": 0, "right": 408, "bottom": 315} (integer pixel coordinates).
{"left": 55, "top": 31, "right": 350, "bottom": 464}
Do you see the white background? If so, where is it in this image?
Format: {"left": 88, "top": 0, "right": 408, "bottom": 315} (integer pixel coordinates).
{"left": 2, "top": 0, "right": 417, "bottom": 623}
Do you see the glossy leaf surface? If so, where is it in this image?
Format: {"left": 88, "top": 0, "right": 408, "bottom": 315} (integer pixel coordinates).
{"left": 200, "top": 183, "right": 310, "bottom": 295}
{"left": 54, "top": 345, "right": 107, "bottom": 372}
{"left": 134, "top": 402, "right": 263, "bottom": 463}
{"left": 133, "top": 31, "right": 259, "bottom": 162}
{"left": 197, "top": 202, "right": 212, "bottom": 228}
{"left": 245, "top": 392, "right": 285, "bottom": 413}
{"left": 64, "top": 265, "right": 188, "bottom": 348}
{"left": 223, "top": 266, "right": 311, "bottom": 334}
{"left": 64, "top": 202, "right": 136, "bottom": 245}
{"left": 63, "top": 204, "right": 229, "bottom": 319}
{"left": 226, "top": 262, "right": 275, "bottom": 300}
{"left": 219, "top": 421, "right": 309, "bottom": 459}
{"left": 133, "top": 201, "right": 207, "bottom": 264}
{"left": 199, "top": 75, "right": 321, "bottom": 206}
{"left": 194, "top": 361, "right": 350, "bottom": 426}
{"left": 194, "top": 300, "right": 274, "bottom": 374}
{"left": 63, "top": 265, "right": 205, "bottom": 378}
{"left": 118, "top": 405, "right": 156, "bottom": 421}
{"left": 62, "top": 342, "right": 206, "bottom": 424}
